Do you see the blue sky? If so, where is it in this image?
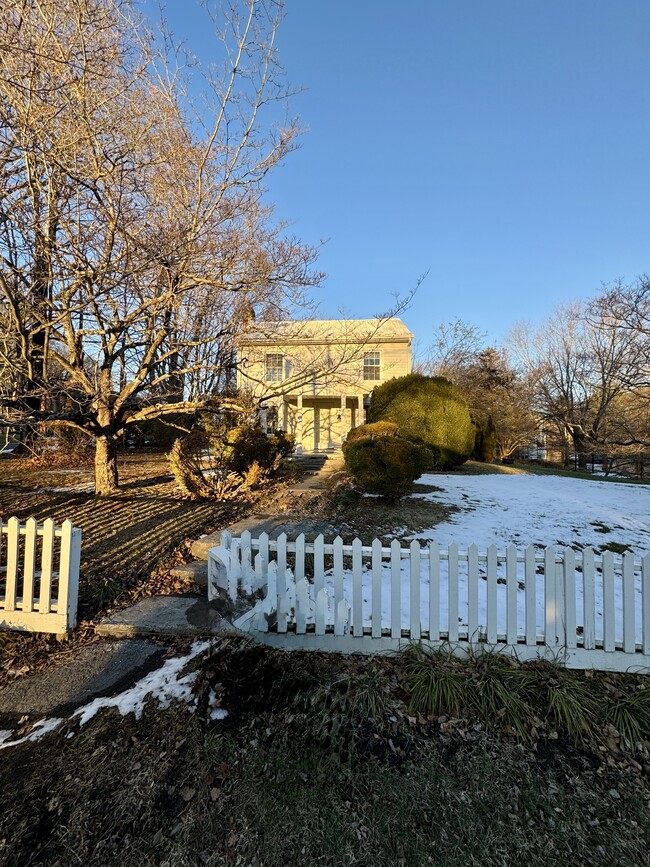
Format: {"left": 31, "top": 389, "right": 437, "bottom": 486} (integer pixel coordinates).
{"left": 158, "top": 1, "right": 650, "bottom": 351}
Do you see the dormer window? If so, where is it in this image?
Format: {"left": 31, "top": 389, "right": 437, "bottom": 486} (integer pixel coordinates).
{"left": 363, "top": 351, "right": 381, "bottom": 381}
{"left": 265, "top": 353, "right": 284, "bottom": 382}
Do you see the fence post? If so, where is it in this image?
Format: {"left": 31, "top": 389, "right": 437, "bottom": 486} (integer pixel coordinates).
{"left": 643, "top": 553, "right": 650, "bottom": 656}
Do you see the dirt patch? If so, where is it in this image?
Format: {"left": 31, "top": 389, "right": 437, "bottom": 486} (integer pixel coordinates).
{"left": 295, "top": 481, "right": 458, "bottom": 543}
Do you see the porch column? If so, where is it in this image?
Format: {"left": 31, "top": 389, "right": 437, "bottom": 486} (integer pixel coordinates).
{"left": 259, "top": 404, "right": 268, "bottom": 433}
{"left": 340, "top": 394, "right": 347, "bottom": 445}
{"left": 296, "top": 394, "right": 304, "bottom": 454}
{"left": 282, "top": 399, "right": 288, "bottom": 432}
{"left": 357, "top": 394, "right": 365, "bottom": 427}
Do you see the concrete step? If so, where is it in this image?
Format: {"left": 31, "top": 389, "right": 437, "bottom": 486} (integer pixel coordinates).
{"left": 169, "top": 560, "right": 208, "bottom": 586}
{"left": 96, "top": 596, "right": 233, "bottom": 638}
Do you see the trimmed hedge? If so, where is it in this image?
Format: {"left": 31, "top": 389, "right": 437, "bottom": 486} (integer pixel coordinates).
{"left": 343, "top": 435, "right": 433, "bottom": 501}
{"left": 367, "top": 373, "right": 474, "bottom": 470}
{"left": 344, "top": 421, "right": 400, "bottom": 445}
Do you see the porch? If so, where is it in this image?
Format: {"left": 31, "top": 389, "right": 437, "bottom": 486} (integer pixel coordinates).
{"left": 260, "top": 393, "right": 367, "bottom": 453}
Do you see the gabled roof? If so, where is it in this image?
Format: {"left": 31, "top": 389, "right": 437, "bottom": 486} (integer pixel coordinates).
{"left": 238, "top": 317, "right": 413, "bottom": 345}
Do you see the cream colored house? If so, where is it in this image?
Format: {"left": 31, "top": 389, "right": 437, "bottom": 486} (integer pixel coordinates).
{"left": 237, "top": 318, "right": 413, "bottom": 452}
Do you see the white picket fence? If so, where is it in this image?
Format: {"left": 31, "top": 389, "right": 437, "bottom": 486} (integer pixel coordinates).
{"left": 0, "top": 516, "right": 82, "bottom": 634}
{"left": 208, "top": 531, "right": 650, "bottom": 672}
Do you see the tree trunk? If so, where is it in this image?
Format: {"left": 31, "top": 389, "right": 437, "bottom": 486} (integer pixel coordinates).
{"left": 95, "top": 435, "right": 119, "bottom": 494}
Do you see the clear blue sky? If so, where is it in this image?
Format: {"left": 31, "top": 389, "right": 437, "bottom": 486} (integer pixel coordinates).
{"left": 156, "top": 0, "right": 650, "bottom": 351}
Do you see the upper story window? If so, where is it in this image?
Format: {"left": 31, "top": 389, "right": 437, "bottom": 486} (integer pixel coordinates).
{"left": 265, "top": 353, "right": 284, "bottom": 382}
{"left": 363, "top": 351, "right": 381, "bottom": 381}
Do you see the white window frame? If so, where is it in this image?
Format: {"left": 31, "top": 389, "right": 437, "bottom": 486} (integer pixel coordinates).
{"left": 265, "top": 353, "right": 284, "bottom": 382}
{"left": 363, "top": 351, "right": 381, "bottom": 381}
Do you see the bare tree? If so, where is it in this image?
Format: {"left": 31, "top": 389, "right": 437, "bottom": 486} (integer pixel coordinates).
{"left": 0, "top": 0, "right": 321, "bottom": 492}
{"left": 511, "top": 293, "right": 648, "bottom": 468}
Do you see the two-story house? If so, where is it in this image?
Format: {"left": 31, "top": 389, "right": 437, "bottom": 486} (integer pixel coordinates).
{"left": 237, "top": 318, "right": 413, "bottom": 452}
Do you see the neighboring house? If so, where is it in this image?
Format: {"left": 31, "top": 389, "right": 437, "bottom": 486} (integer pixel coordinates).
{"left": 237, "top": 318, "right": 413, "bottom": 452}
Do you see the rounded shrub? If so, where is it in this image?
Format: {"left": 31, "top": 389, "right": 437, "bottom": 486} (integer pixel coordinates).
{"left": 343, "top": 435, "right": 433, "bottom": 501}
{"left": 367, "top": 373, "right": 474, "bottom": 470}
{"left": 344, "top": 421, "right": 400, "bottom": 446}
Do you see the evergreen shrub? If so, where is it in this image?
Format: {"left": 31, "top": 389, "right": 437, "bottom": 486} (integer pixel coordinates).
{"left": 367, "top": 373, "right": 474, "bottom": 470}
{"left": 343, "top": 435, "right": 433, "bottom": 501}
{"left": 344, "top": 421, "right": 400, "bottom": 446}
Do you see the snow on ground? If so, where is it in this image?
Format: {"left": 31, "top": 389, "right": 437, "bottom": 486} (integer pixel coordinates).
{"left": 411, "top": 472, "right": 650, "bottom": 554}
{"left": 0, "top": 640, "right": 215, "bottom": 750}
{"left": 269, "top": 472, "right": 650, "bottom": 647}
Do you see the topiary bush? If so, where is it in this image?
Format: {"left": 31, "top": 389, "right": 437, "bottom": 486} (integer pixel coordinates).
{"left": 344, "top": 421, "right": 400, "bottom": 446}
{"left": 367, "top": 373, "right": 474, "bottom": 470}
{"left": 343, "top": 435, "right": 433, "bottom": 502}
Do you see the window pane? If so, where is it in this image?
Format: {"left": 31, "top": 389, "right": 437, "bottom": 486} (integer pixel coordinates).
{"left": 363, "top": 351, "right": 380, "bottom": 381}
{"left": 265, "top": 353, "right": 283, "bottom": 382}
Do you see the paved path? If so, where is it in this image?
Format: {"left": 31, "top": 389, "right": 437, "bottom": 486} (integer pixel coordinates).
{"left": 0, "top": 639, "right": 164, "bottom": 724}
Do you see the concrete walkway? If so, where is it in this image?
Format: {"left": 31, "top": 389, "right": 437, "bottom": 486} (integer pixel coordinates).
{"left": 0, "top": 639, "right": 165, "bottom": 724}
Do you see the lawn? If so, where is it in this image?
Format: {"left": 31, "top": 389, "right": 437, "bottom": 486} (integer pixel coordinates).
{"left": 0, "top": 449, "right": 295, "bottom": 686}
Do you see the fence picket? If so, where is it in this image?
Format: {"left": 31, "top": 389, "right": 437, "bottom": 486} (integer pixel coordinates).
{"left": 240, "top": 530, "right": 252, "bottom": 593}
{"left": 391, "top": 539, "right": 401, "bottom": 639}
{"left": 295, "top": 533, "right": 305, "bottom": 584}
{"left": 254, "top": 552, "right": 265, "bottom": 591}
{"left": 277, "top": 533, "right": 288, "bottom": 632}
{"left": 371, "top": 538, "right": 382, "bottom": 638}
{"left": 622, "top": 552, "right": 635, "bottom": 654}
{"left": 602, "top": 551, "right": 615, "bottom": 651}
{"left": 295, "top": 577, "right": 309, "bottom": 634}
{"left": 429, "top": 542, "right": 440, "bottom": 641}
{"left": 582, "top": 548, "right": 596, "bottom": 649}
{"left": 643, "top": 554, "right": 650, "bottom": 656}
{"left": 333, "top": 536, "right": 344, "bottom": 614}
{"left": 314, "top": 534, "right": 325, "bottom": 599}
{"left": 563, "top": 548, "right": 576, "bottom": 649}
{"left": 258, "top": 532, "right": 269, "bottom": 577}
{"left": 229, "top": 539, "right": 241, "bottom": 602}
{"left": 544, "top": 547, "right": 556, "bottom": 647}
{"left": 263, "top": 561, "right": 278, "bottom": 632}
{"left": 352, "top": 538, "right": 363, "bottom": 636}
{"left": 39, "top": 518, "right": 55, "bottom": 614}
{"left": 335, "top": 599, "right": 349, "bottom": 636}
{"left": 486, "top": 544, "right": 498, "bottom": 644}
{"left": 467, "top": 543, "right": 479, "bottom": 640}
{"left": 409, "top": 541, "right": 421, "bottom": 640}
{"left": 448, "top": 542, "right": 459, "bottom": 642}
{"left": 315, "top": 587, "right": 327, "bottom": 635}
{"left": 5, "top": 516, "right": 19, "bottom": 611}
{"left": 506, "top": 545, "right": 518, "bottom": 645}
{"left": 525, "top": 545, "right": 536, "bottom": 646}
{"left": 22, "top": 517, "right": 38, "bottom": 614}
